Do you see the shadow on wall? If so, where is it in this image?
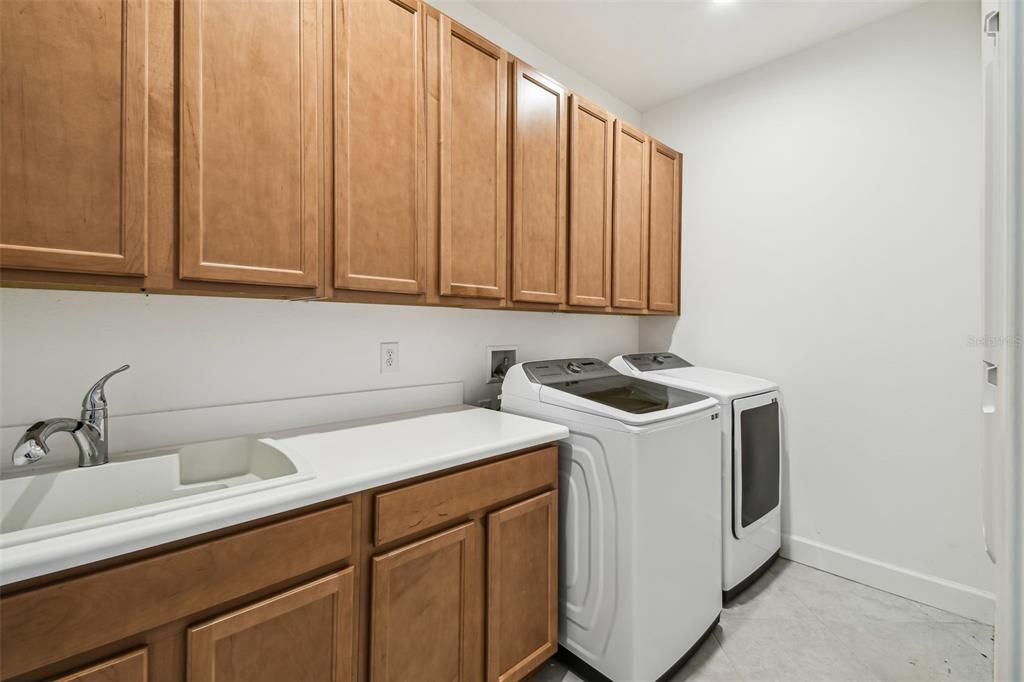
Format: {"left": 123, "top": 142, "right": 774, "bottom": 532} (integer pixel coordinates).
{"left": 638, "top": 316, "right": 677, "bottom": 353}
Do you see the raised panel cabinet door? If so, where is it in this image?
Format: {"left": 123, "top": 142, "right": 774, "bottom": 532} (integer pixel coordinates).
{"left": 510, "top": 62, "right": 567, "bottom": 304}
{"left": 567, "top": 95, "right": 614, "bottom": 307}
{"left": 371, "top": 522, "right": 482, "bottom": 682}
{"left": 648, "top": 141, "right": 681, "bottom": 313}
{"left": 486, "top": 491, "right": 557, "bottom": 682}
{"left": 55, "top": 648, "right": 148, "bottom": 682}
{"left": 439, "top": 18, "right": 508, "bottom": 299}
{"left": 334, "top": 0, "right": 426, "bottom": 294}
{"left": 187, "top": 569, "right": 355, "bottom": 682}
{"left": 0, "top": 0, "right": 148, "bottom": 276}
{"left": 611, "top": 121, "right": 649, "bottom": 309}
{"left": 180, "top": 0, "right": 321, "bottom": 288}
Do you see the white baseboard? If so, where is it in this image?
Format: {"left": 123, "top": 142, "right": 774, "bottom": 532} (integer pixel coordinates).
{"left": 782, "top": 533, "right": 996, "bottom": 625}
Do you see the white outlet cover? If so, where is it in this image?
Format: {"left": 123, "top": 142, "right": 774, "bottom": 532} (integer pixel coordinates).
{"left": 380, "top": 341, "right": 400, "bottom": 373}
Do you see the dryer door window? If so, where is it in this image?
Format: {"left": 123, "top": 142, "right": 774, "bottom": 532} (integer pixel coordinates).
{"left": 733, "top": 392, "right": 780, "bottom": 537}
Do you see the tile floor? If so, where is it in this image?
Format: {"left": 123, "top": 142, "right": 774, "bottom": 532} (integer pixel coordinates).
{"left": 529, "top": 558, "right": 994, "bottom": 682}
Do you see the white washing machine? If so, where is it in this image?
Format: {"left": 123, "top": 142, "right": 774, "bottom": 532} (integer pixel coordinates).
{"left": 610, "top": 353, "right": 782, "bottom": 601}
{"left": 501, "top": 358, "right": 722, "bottom": 682}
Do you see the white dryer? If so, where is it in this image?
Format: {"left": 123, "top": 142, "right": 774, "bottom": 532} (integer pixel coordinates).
{"left": 501, "top": 358, "right": 722, "bottom": 682}
{"left": 610, "top": 353, "right": 782, "bottom": 601}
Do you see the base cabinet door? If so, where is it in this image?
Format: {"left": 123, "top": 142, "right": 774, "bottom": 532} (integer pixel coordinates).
{"left": 55, "top": 648, "right": 149, "bottom": 682}
{"left": 371, "top": 522, "right": 482, "bottom": 682}
{"left": 648, "top": 141, "right": 681, "bottom": 313}
{"left": 187, "top": 569, "right": 355, "bottom": 682}
{"left": 486, "top": 492, "right": 558, "bottom": 682}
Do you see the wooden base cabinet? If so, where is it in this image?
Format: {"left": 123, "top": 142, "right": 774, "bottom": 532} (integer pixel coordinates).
{"left": 487, "top": 492, "right": 558, "bottom": 682}
{"left": 188, "top": 569, "right": 355, "bottom": 682}
{"left": 0, "top": 446, "right": 559, "bottom": 682}
{"left": 370, "top": 523, "right": 483, "bottom": 682}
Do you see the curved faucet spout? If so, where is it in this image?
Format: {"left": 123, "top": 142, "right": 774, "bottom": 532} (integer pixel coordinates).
{"left": 11, "top": 419, "right": 101, "bottom": 467}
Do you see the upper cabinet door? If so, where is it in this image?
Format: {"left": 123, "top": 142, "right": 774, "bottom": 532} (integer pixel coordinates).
{"left": 439, "top": 19, "right": 508, "bottom": 299}
{"left": 648, "top": 141, "right": 681, "bottom": 313}
{"left": 510, "top": 62, "right": 567, "bottom": 304}
{"left": 0, "top": 0, "right": 148, "bottom": 276}
{"left": 611, "top": 121, "right": 649, "bottom": 310}
{"left": 180, "top": 0, "right": 321, "bottom": 288}
{"left": 335, "top": 0, "right": 426, "bottom": 294}
{"left": 567, "top": 96, "right": 614, "bottom": 308}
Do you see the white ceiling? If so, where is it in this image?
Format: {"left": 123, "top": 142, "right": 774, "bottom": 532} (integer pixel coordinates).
{"left": 469, "top": 0, "right": 929, "bottom": 111}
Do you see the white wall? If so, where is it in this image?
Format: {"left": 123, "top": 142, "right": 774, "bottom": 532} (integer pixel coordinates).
{"left": 0, "top": 289, "right": 636, "bottom": 436}
{"left": 430, "top": 0, "right": 641, "bottom": 125}
{"left": 641, "top": 0, "right": 993, "bottom": 622}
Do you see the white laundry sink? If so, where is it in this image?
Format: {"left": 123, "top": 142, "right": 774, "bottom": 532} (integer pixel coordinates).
{"left": 0, "top": 437, "right": 314, "bottom": 548}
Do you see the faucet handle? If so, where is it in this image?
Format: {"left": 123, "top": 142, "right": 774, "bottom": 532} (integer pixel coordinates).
{"left": 82, "top": 364, "right": 130, "bottom": 412}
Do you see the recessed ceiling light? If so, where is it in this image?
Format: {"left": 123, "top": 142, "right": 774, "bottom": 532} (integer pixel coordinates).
{"left": 712, "top": 0, "right": 736, "bottom": 5}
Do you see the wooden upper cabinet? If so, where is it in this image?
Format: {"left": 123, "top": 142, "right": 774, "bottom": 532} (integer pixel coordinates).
{"left": 371, "top": 522, "right": 482, "bottom": 682}
{"left": 439, "top": 19, "right": 508, "bottom": 299}
{"left": 611, "top": 121, "right": 649, "bottom": 309}
{"left": 0, "top": 0, "right": 148, "bottom": 276}
{"left": 567, "top": 96, "right": 614, "bottom": 308}
{"left": 188, "top": 569, "right": 355, "bottom": 682}
{"left": 334, "top": 0, "right": 426, "bottom": 294}
{"left": 487, "top": 491, "right": 558, "bottom": 682}
{"left": 55, "top": 649, "right": 149, "bottom": 682}
{"left": 179, "top": 0, "right": 321, "bottom": 288}
{"left": 510, "top": 62, "right": 567, "bottom": 304}
{"left": 648, "top": 141, "right": 681, "bottom": 313}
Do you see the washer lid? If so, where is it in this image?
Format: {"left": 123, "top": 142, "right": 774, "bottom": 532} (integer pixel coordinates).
{"left": 521, "top": 358, "right": 718, "bottom": 425}
{"left": 617, "top": 355, "right": 778, "bottom": 401}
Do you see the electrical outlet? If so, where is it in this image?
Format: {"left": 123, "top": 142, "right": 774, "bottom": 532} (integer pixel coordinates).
{"left": 380, "top": 342, "right": 399, "bottom": 373}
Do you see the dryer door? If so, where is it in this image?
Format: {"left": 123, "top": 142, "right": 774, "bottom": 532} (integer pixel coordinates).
{"left": 733, "top": 391, "right": 781, "bottom": 538}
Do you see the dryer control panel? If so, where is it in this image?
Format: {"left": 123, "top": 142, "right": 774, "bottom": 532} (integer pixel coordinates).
{"left": 522, "top": 358, "right": 618, "bottom": 385}
{"left": 621, "top": 352, "right": 693, "bottom": 372}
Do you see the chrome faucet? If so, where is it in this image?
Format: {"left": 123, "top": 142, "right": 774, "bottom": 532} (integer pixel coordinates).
{"left": 11, "top": 365, "right": 130, "bottom": 468}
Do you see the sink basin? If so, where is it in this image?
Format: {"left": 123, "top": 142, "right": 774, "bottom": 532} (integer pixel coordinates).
{"left": 0, "top": 437, "right": 313, "bottom": 548}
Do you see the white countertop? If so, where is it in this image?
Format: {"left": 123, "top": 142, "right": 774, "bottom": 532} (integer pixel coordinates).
{"left": 0, "top": 406, "right": 568, "bottom": 586}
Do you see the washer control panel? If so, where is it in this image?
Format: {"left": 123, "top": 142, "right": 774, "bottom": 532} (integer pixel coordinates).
{"left": 621, "top": 352, "right": 693, "bottom": 372}
{"left": 522, "top": 358, "right": 618, "bottom": 384}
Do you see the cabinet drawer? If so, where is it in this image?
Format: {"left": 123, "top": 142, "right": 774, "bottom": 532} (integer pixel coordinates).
{"left": 374, "top": 446, "right": 557, "bottom": 546}
{"left": 0, "top": 503, "right": 354, "bottom": 679}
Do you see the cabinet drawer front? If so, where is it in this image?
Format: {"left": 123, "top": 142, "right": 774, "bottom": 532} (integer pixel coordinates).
{"left": 0, "top": 0, "right": 148, "bottom": 276}
{"left": 188, "top": 568, "right": 355, "bottom": 682}
{"left": 0, "top": 503, "right": 353, "bottom": 679}
{"left": 375, "top": 446, "right": 557, "bottom": 545}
